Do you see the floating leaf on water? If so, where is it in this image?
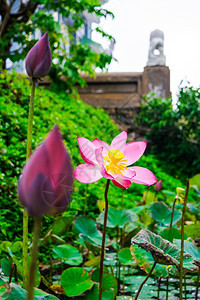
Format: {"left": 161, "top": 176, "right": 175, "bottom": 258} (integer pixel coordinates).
{"left": 83, "top": 283, "right": 115, "bottom": 300}
{"left": 61, "top": 267, "right": 94, "bottom": 297}
{"left": 91, "top": 269, "right": 118, "bottom": 296}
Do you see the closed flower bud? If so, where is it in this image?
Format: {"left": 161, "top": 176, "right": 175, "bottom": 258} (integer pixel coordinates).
{"left": 18, "top": 126, "right": 73, "bottom": 217}
{"left": 154, "top": 180, "right": 162, "bottom": 192}
{"left": 25, "top": 32, "right": 52, "bottom": 79}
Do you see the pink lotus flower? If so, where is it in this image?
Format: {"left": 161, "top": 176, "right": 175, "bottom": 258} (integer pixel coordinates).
{"left": 74, "top": 131, "right": 157, "bottom": 189}
{"left": 25, "top": 32, "right": 52, "bottom": 79}
{"left": 18, "top": 126, "right": 73, "bottom": 217}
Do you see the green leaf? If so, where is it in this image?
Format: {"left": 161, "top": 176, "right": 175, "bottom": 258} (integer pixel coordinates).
{"left": 130, "top": 244, "right": 168, "bottom": 277}
{"left": 91, "top": 270, "right": 118, "bottom": 296}
{"left": 61, "top": 267, "right": 94, "bottom": 297}
{"left": 96, "top": 207, "right": 137, "bottom": 229}
{"left": 0, "top": 283, "right": 59, "bottom": 299}
{"left": 50, "top": 215, "right": 75, "bottom": 236}
{"left": 190, "top": 173, "right": 200, "bottom": 192}
{"left": 131, "top": 229, "right": 182, "bottom": 267}
{"left": 83, "top": 283, "right": 115, "bottom": 300}
{"left": 150, "top": 201, "right": 182, "bottom": 226}
{"left": 159, "top": 227, "right": 182, "bottom": 242}
{"left": 73, "top": 216, "right": 109, "bottom": 246}
{"left": 174, "top": 239, "right": 200, "bottom": 262}
{"left": 1, "top": 259, "right": 13, "bottom": 277}
{"left": 142, "top": 190, "right": 155, "bottom": 203}
{"left": 184, "top": 224, "right": 200, "bottom": 239}
{"left": 117, "top": 248, "right": 134, "bottom": 266}
{"left": 52, "top": 244, "right": 83, "bottom": 265}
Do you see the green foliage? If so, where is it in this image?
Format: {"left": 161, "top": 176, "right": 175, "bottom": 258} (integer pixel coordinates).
{"left": 61, "top": 267, "right": 94, "bottom": 297}
{"left": 96, "top": 207, "right": 138, "bottom": 229}
{"left": 150, "top": 201, "right": 182, "bottom": 226}
{"left": 1, "top": 70, "right": 195, "bottom": 241}
{"left": 135, "top": 86, "right": 200, "bottom": 179}
{"left": 1, "top": 0, "right": 114, "bottom": 89}
{"left": 52, "top": 244, "right": 83, "bottom": 265}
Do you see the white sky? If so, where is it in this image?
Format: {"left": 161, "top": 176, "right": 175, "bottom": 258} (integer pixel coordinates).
{"left": 93, "top": 0, "right": 200, "bottom": 100}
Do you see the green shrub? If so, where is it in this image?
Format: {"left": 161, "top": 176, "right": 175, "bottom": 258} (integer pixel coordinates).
{"left": 135, "top": 88, "right": 200, "bottom": 179}
{"left": 0, "top": 71, "right": 195, "bottom": 241}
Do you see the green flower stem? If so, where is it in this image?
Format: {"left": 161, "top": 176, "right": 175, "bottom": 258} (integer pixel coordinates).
{"left": 99, "top": 179, "right": 110, "bottom": 300}
{"left": 195, "top": 265, "right": 200, "bottom": 300}
{"left": 135, "top": 261, "right": 157, "bottom": 300}
{"left": 180, "top": 179, "right": 189, "bottom": 300}
{"left": 157, "top": 277, "right": 161, "bottom": 300}
{"left": 27, "top": 217, "right": 42, "bottom": 300}
{"left": 84, "top": 184, "right": 88, "bottom": 216}
{"left": 170, "top": 197, "right": 177, "bottom": 228}
{"left": 23, "top": 78, "right": 36, "bottom": 289}
{"left": 166, "top": 277, "right": 169, "bottom": 300}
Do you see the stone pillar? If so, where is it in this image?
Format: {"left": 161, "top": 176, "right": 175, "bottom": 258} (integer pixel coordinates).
{"left": 142, "top": 65, "right": 171, "bottom": 98}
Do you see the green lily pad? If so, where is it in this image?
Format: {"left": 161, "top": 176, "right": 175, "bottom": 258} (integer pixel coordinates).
{"left": 117, "top": 248, "right": 134, "bottom": 266}
{"left": 61, "top": 267, "right": 94, "bottom": 297}
{"left": 83, "top": 283, "right": 115, "bottom": 300}
{"left": 131, "top": 229, "right": 182, "bottom": 267}
{"left": 0, "top": 283, "right": 59, "bottom": 299}
{"left": 52, "top": 244, "right": 83, "bottom": 265}
{"left": 150, "top": 201, "right": 182, "bottom": 226}
{"left": 91, "top": 269, "right": 118, "bottom": 296}
{"left": 73, "top": 216, "right": 109, "bottom": 246}
{"left": 96, "top": 207, "right": 137, "bottom": 229}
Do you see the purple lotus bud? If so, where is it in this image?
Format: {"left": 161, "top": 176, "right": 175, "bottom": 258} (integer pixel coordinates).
{"left": 154, "top": 180, "right": 162, "bottom": 192}
{"left": 25, "top": 32, "right": 52, "bottom": 79}
{"left": 18, "top": 126, "right": 73, "bottom": 217}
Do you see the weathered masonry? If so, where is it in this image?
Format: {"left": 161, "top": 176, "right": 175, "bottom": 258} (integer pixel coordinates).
{"left": 78, "top": 29, "right": 171, "bottom": 138}
{"left": 78, "top": 65, "right": 170, "bottom": 110}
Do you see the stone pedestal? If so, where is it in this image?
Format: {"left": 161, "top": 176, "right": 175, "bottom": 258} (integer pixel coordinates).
{"left": 142, "top": 65, "right": 171, "bottom": 98}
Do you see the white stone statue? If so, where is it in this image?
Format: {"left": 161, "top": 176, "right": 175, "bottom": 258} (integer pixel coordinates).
{"left": 147, "top": 29, "right": 166, "bottom": 66}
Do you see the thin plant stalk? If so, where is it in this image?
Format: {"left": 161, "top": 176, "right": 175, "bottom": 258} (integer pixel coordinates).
{"left": 180, "top": 179, "right": 189, "bottom": 300}
{"left": 135, "top": 261, "right": 157, "bottom": 300}
{"left": 23, "top": 78, "right": 36, "bottom": 289}
{"left": 99, "top": 179, "right": 110, "bottom": 300}
{"left": 83, "top": 184, "right": 88, "bottom": 216}
{"left": 118, "top": 260, "right": 121, "bottom": 293}
{"left": 195, "top": 266, "right": 200, "bottom": 300}
{"left": 27, "top": 217, "right": 42, "bottom": 300}
{"left": 122, "top": 265, "right": 125, "bottom": 293}
{"left": 166, "top": 277, "right": 169, "bottom": 300}
{"left": 157, "top": 277, "right": 161, "bottom": 300}
{"left": 184, "top": 276, "right": 187, "bottom": 300}
{"left": 170, "top": 197, "right": 177, "bottom": 228}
